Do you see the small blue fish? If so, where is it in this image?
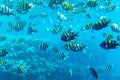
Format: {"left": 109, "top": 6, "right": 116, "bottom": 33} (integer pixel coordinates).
{"left": 28, "top": 26, "right": 37, "bottom": 35}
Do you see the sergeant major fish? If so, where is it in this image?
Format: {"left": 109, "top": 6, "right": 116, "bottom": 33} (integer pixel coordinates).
{"left": 56, "top": 52, "right": 67, "bottom": 60}
{"left": 100, "top": 40, "right": 120, "bottom": 49}
{"left": 81, "top": 22, "right": 93, "bottom": 31}
{"left": 89, "top": 67, "right": 98, "bottom": 79}
{"left": 53, "top": 47, "right": 68, "bottom": 60}
{"left": 9, "top": 21, "right": 26, "bottom": 32}
{"left": 92, "top": 17, "right": 111, "bottom": 30}
{"left": 61, "top": 1, "right": 73, "bottom": 11}
{"left": 0, "top": 59, "right": 6, "bottom": 66}
{"left": 17, "top": 65, "right": 30, "bottom": 73}
{"left": 16, "top": 1, "right": 33, "bottom": 14}
{"left": 39, "top": 41, "right": 49, "bottom": 51}
{"left": 70, "top": 43, "right": 86, "bottom": 52}
{"left": 102, "top": 33, "right": 113, "bottom": 40}
{"left": 52, "top": 23, "right": 64, "bottom": 34}
{"left": 61, "top": 30, "right": 78, "bottom": 42}
{"left": 86, "top": 0, "right": 98, "bottom": 8}
{"left": 0, "top": 49, "right": 8, "bottom": 57}
{"left": 64, "top": 40, "right": 75, "bottom": 50}
{"left": 103, "top": 64, "right": 112, "bottom": 72}
{"left": 0, "top": 5, "right": 15, "bottom": 16}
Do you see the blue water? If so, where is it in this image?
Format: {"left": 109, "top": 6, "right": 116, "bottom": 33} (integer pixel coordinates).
{"left": 0, "top": 0, "right": 120, "bottom": 80}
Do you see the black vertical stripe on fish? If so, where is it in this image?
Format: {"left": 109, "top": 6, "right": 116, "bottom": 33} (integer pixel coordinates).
{"left": 89, "top": 67, "right": 98, "bottom": 78}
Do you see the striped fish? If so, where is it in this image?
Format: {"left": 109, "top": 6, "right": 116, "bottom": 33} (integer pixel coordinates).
{"left": 86, "top": 0, "right": 98, "bottom": 8}
{"left": 52, "top": 24, "right": 64, "bottom": 34}
{"left": 92, "top": 18, "right": 110, "bottom": 30}
{"left": 11, "top": 37, "right": 24, "bottom": 43}
{"left": 39, "top": 41, "right": 49, "bottom": 51}
{"left": 0, "top": 49, "right": 8, "bottom": 57}
{"left": 16, "top": 1, "right": 33, "bottom": 14}
{"left": 17, "top": 65, "right": 28, "bottom": 73}
{"left": 0, "top": 5, "right": 14, "bottom": 16}
{"left": 64, "top": 40, "right": 76, "bottom": 50}
{"left": 104, "top": 64, "right": 112, "bottom": 72}
{"left": 0, "top": 60, "right": 6, "bottom": 66}
{"left": 105, "top": 4, "right": 117, "bottom": 12}
{"left": 61, "top": 30, "right": 78, "bottom": 42}
{"left": 111, "top": 23, "right": 120, "bottom": 33}
{"left": 81, "top": 22, "right": 93, "bottom": 30}
{"left": 56, "top": 53, "right": 67, "bottom": 60}
{"left": 89, "top": 67, "right": 98, "bottom": 79}
{"left": 9, "top": 21, "right": 26, "bottom": 32}
{"left": 100, "top": 40, "right": 120, "bottom": 49}
{"left": 70, "top": 43, "right": 86, "bottom": 52}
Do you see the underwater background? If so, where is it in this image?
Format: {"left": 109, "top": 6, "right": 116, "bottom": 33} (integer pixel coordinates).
{"left": 0, "top": 0, "right": 120, "bottom": 80}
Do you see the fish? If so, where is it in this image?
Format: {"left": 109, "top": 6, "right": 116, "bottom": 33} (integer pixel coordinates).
{"left": 0, "top": 5, "right": 14, "bottom": 16}
{"left": 111, "top": 23, "right": 120, "bottom": 33}
{"left": 86, "top": 0, "right": 98, "bottom": 8}
{"left": 81, "top": 22, "right": 93, "bottom": 31}
{"left": 53, "top": 47, "right": 68, "bottom": 60}
{"left": 102, "top": 33, "right": 113, "bottom": 40}
{"left": 0, "top": 59, "right": 6, "bottom": 66}
{"left": 48, "top": 0, "right": 65, "bottom": 9}
{"left": 105, "top": 4, "right": 117, "bottom": 12}
{"left": 56, "top": 52, "right": 67, "bottom": 60}
{"left": 70, "top": 43, "right": 86, "bottom": 52}
{"left": 104, "top": 64, "right": 112, "bottom": 72}
{"left": 39, "top": 41, "right": 49, "bottom": 51}
{"left": 64, "top": 40, "right": 86, "bottom": 52}
{"left": 61, "top": 1, "right": 73, "bottom": 11}
{"left": 11, "top": 37, "right": 24, "bottom": 43}
{"left": 61, "top": 30, "right": 78, "bottom": 42}
{"left": 92, "top": 18, "right": 110, "bottom": 30}
{"left": 27, "top": 26, "right": 37, "bottom": 35}
{"left": 17, "top": 65, "right": 29, "bottom": 73}
{"left": 89, "top": 67, "right": 98, "bottom": 79}
{"left": 100, "top": 40, "right": 120, "bottom": 49}
{"left": 0, "top": 49, "right": 8, "bottom": 57}
{"left": 52, "top": 24, "right": 64, "bottom": 34}
{"left": 9, "top": 21, "right": 26, "bottom": 32}
{"left": 79, "top": 7, "right": 87, "bottom": 13}
{"left": 57, "top": 12, "right": 69, "bottom": 22}
{"left": 16, "top": 1, "right": 33, "bottom": 14}
{"left": 64, "top": 40, "right": 76, "bottom": 50}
